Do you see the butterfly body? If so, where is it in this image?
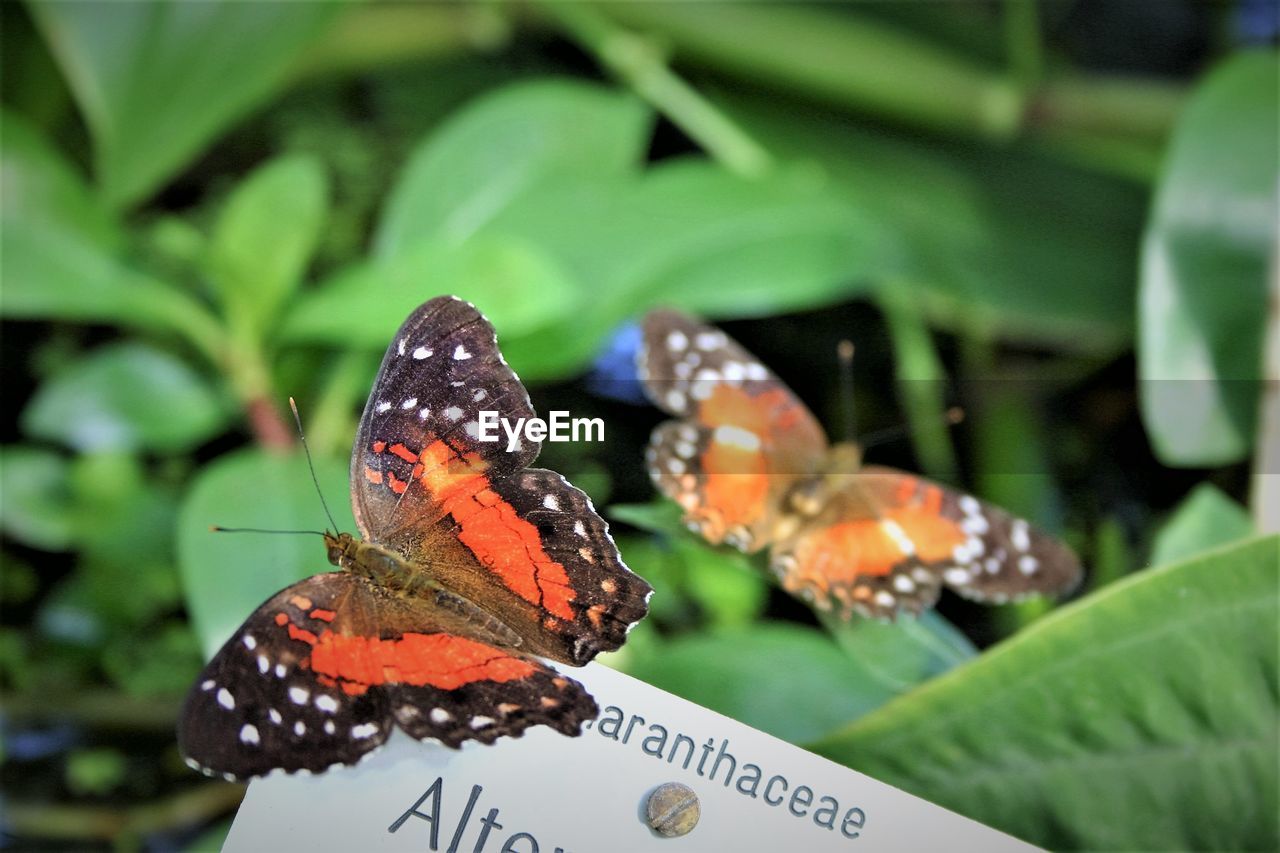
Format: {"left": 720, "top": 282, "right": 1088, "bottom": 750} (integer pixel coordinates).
{"left": 638, "top": 308, "right": 1081, "bottom": 620}
{"left": 180, "top": 297, "right": 651, "bottom": 780}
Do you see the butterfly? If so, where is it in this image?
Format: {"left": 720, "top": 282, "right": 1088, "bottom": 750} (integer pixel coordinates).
{"left": 636, "top": 308, "right": 1081, "bottom": 620}
{"left": 180, "top": 296, "right": 652, "bottom": 780}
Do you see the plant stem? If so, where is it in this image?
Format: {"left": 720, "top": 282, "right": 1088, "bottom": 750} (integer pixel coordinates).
{"left": 536, "top": 1, "right": 773, "bottom": 177}
{"left": 1003, "top": 0, "right": 1044, "bottom": 93}
{"left": 877, "top": 286, "right": 958, "bottom": 483}
{"left": 4, "top": 783, "right": 243, "bottom": 842}
{"left": 597, "top": 3, "right": 1184, "bottom": 181}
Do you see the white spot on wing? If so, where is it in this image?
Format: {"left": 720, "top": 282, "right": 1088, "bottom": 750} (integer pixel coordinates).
{"left": 240, "top": 724, "right": 260, "bottom": 745}
{"left": 376, "top": 401, "right": 391, "bottom": 413}
{"left": 217, "top": 688, "right": 235, "bottom": 710}
{"left": 880, "top": 519, "right": 916, "bottom": 556}
{"left": 1011, "top": 519, "right": 1031, "bottom": 552}
{"left": 444, "top": 406, "right": 463, "bottom": 421}
{"left": 430, "top": 708, "right": 452, "bottom": 724}
{"left": 712, "top": 424, "right": 761, "bottom": 452}
{"left": 201, "top": 679, "right": 214, "bottom": 691}
{"left": 454, "top": 344, "right": 472, "bottom": 360}
{"left": 413, "top": 346, "right": 432, "bottom": 359}
{"left": 401, "top": 397, "right": 418, "bottom": 410}
{"left": 1019, "top": 554, "right": 1040, "bottom": 575}
{"left": 269, "top": 708, "right": 282, "bottom": 724}
{"left": 470, "top": 715, "right": 495, "bottom": 729}
{"left": 289, "top": 686, "right": 309, "bottom": 705}
{"left": 543, "top": 494, "right": 560, "bottom": 511}
{"left": 352, "top": 722, "right": 379, "bottom": 739}
{"left": 242, "top": 634, "right": 256, "bottom": 650}
{"left": 315, "top": 694, "right": 339, "bottom": 713}
{"left": 294, "top": 721, "right": 306, "bottom": 736}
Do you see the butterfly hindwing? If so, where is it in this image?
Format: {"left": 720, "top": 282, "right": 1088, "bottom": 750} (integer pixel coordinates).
{"left": 179, "top": 573, "right": 392, "bottom": 779}
{"left": 179, "top": 571, "right": 603, "bottom": 778}
{"left": 771, "top": 470, "right": 1082, "bottom": 618}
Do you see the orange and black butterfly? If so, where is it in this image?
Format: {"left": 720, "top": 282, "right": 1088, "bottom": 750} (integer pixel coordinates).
{"left": 637, "top": 308, "right": 1080, "bottom": 620}
{"left": 180, "top": 297, "right": 651, "bottom": 779}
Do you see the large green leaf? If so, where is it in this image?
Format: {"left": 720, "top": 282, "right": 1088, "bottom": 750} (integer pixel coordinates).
{"left": 27, "top": 0, "right": 345, "bottom": 208}
{"left": 177, "top": 449, "right": 352, "bottom": 659}
{"left": 21, "top": 342, "right": 230, "bottom": 453}
{"left": 715, "top": 89, "right": 1145, "bottom": 352}
{"left": 491, "top": 159, "right": 896, "bottom": 379}
{"left": 625, "top": 623, "right": 901, "bottom": 744}
{"left": 812, "top": 536, "right": 1279, "bottom": 850}
{"left": 207, "top": 154, "right": 328, "bottom": 337}
{"left": 280, "top": 236, "right": 580, "bottom": 364}
{"left": 1138, "top": 51, "right": 1278, "bottom": 466}
{"left": 0, "top": 108, "right": 119, "bottom": 249}
{"left": 0, "top": 109, "right": 218, "bottom": 345}
{"left": 375, "top": 78, "right": 652, "bottom": 256}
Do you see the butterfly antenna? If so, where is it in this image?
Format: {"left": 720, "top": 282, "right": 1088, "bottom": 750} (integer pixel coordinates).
{"left": 837, "top": 340, "right": 857, "bottom": 444}
{"left": 861, "top": 406, "right": 965, "bottom": 451}
{"left": 211, "top": 526, "right": 326, "bottom": 536}
{"left": 289, "top": 397, "right": 341, "bottom": 534}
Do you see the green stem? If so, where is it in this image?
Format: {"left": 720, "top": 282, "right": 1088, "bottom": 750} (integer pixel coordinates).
{"left": 597, "top": 3, "right": 1185, "bottom": 181}
{"left": 308, "top": 349, "right": 375, "bottom": 456}
{"left": 877, "top": 286, "right": 958, "bottom": 483}
{"left": 537, "top": 2, "right": 773, "bottom": 177}
{"left": 291, "top": 4, "right": 507, "bottom": 81}
{"left": 4, "top": 783, "right": 243, "bottom": 842}
{"left": 1003, "top": 0, "right": 1044, "bottom": 93}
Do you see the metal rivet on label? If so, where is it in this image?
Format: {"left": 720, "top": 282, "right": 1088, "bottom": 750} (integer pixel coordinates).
{"left": 645, "top": 782, "right": 700, "bottom": 838}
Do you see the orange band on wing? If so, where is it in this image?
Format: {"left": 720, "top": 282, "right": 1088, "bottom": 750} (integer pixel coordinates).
{"left": 792, "top": 509, "right": 966, "bottom": 584}
{"left": 310, "top": 631, "right": 537, "bottom": 690}
{"left": 415, "top": 440, "right": 576, "bottom": 620}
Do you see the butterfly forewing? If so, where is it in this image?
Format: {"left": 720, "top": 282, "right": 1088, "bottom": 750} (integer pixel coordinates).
{"left": 638, "top": 309, "right": 829, "bottom": 550}
{"left": 351, "top": 296, "right": 539, "bottom": 542}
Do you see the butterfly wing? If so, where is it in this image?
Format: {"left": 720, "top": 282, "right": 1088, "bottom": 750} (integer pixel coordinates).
{"left": 179, "top": 572, "right": 597, "bottom": 779}
{"left": 771, "top": 468, "right": 1082, "bottom": 619}
{"left": 638, "top": 309, "right": 829, "bottom": 551}
{"left": 349, "top": 296, "right": 650, "bottom": 666}
{"left": 350, "top": 295, "right": 539, "bottom": 543}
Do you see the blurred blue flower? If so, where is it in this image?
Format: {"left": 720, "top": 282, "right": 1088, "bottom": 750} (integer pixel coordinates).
{"left": 586, "top": 321, "right": 650, "bottom": 405}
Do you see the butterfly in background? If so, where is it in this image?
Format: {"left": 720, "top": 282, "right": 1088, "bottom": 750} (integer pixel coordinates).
{"left": 636, "top": 308, "right": 1081, "bottom": 620}
{"left": 180, "top": 296, "right": 651, "bottom": 780}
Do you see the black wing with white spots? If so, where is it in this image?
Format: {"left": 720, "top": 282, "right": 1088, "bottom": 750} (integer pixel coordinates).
{"left": 178, "top": 572, "right": 601, "bottom": 779}
{"left": 351, "top": 296, "right": 538, "bottom": 541}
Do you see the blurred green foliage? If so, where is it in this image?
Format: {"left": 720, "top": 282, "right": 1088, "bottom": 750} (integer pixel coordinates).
{"left": 1, "top": 1, "right": 1275, "bottom": 849}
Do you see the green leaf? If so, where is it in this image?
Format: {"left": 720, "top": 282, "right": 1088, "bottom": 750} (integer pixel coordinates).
{"left": 624, "top": 623, "right": 899, "bottom": 743}
{"left": 0, "top": 446, "right": 76, "bottom": 550}
{"left": 28, "top": 0, "right": 346, "bottom": 208}
{"left": 65, "top": 747, "right": 127, "bottom": 797}
{"left": 177, "top": 449, "right": 352, "bottom": 659}
{"left": 281, "top": 236, "right": 581, "bottom": 364}
{"left": 0, "top": 108, "right": 119, "bottom": 249}
{"left": 490, "top": 160, "right": 895, "bottom": 379}
{"left": 0, "top": 108, "right": 220, "bottom": 347}
{"left": 375, "top": 78, "right": 651, "bottom": 256}
{"left": 21, "top": 342, "right": 230, "bottom": 453}
{"left": 1138, "top": 51, "right": 1278, "bottom": 466}
{"left": 208, "top": 154, "right": 328, "bottom": 335}
{"left": 715, "top": 89, "right": 1144, "bottom": 352}
{"left": 1151, "top": 483, "right": 1253, "bottom": 567}
{"left": 812, "top": 536, "right": 1280, "bottom": 850}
